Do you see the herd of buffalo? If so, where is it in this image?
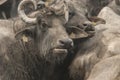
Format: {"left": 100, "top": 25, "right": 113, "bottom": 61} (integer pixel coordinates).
{"left": 0, "top": 0, "right": 120, "bottom": 80}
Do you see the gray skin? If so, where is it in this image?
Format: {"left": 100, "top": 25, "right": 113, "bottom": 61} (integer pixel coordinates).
{"left": 0, "top": 12, "right": 75, "bottom": 80}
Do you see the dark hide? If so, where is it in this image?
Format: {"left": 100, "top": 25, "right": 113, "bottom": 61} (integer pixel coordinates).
{"left": 0, "top": 13, "right": 76, "bottom": 80}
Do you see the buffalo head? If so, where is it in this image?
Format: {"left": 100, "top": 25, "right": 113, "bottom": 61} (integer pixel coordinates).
{"left": 16, "top": 0, "right": 75, "bottom": 63}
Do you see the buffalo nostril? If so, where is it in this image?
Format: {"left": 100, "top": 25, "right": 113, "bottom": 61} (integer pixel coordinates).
{"left": 59, "top": 39, "right": 73, "bottom": 48}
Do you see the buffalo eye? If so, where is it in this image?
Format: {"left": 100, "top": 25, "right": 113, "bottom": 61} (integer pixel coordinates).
{"left": 41, "top": 22, "right": 49, "bottom": 32}
{"left": 37, "top": 19, "right": 49, "bottom": 31}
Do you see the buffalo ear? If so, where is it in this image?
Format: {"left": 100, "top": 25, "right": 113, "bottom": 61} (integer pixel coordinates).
{"left": 68, "top": 26, "right": 88, "bottom": 39}
{"left": 87, "top": 16, "right": 106, "bottom": 26}
{"left": 15, "top": 26, "right": 35, "bottom": 42}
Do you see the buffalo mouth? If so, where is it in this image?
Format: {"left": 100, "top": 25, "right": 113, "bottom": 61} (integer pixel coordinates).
{"left": 47, "top": 46, "right": 72, "bottom": 63}
{"left": 51, "top": 46, "right": 68, "bottom": 54}
{"left": 52, "top": 48, "right": 68, "bottom": 54}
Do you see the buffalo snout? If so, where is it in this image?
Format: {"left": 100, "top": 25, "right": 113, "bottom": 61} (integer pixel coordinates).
{"left": 59, "top": 38, "right": 73, "bottom": 49}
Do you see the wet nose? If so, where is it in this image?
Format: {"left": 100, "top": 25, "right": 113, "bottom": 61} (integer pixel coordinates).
{"left": 59, "top": 38, "right": 73, "bottom": 48}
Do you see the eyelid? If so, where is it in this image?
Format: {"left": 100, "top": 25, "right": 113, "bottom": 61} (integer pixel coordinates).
{"left": 42, "top": 23, "right": 47, "bottom": 27}
{"left": 42, "top": 22, "right": 52, "bottom": 28}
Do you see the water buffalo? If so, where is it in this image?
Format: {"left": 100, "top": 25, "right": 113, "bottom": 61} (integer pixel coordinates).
{"left": 0, "top": 0, "right": 79, "bottom": 80}
{"left": 69, "top": 6, "right": 120, "bottom": 80}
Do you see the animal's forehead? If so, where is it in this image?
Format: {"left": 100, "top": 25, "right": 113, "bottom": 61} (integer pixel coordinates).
{"left": 41, "top": 15, "right": 66, "bottom": 25}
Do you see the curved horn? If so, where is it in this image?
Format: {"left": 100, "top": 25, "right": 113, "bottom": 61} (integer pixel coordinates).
{"left": 115, "top": 0, "right": 120, "bottom": 5}
{"left": 64, "top": 1, "right": 69, "bottom": 23}
{"left": 18, "top": 0, "right": 37, "bottom": 24}
{"left": 64, "top": 5, "right": 69, "bottom": 23}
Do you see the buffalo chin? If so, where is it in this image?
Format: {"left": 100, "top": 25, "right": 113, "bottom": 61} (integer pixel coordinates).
{"left": 43, "top": 49, "right": 68, "bottom": 64}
